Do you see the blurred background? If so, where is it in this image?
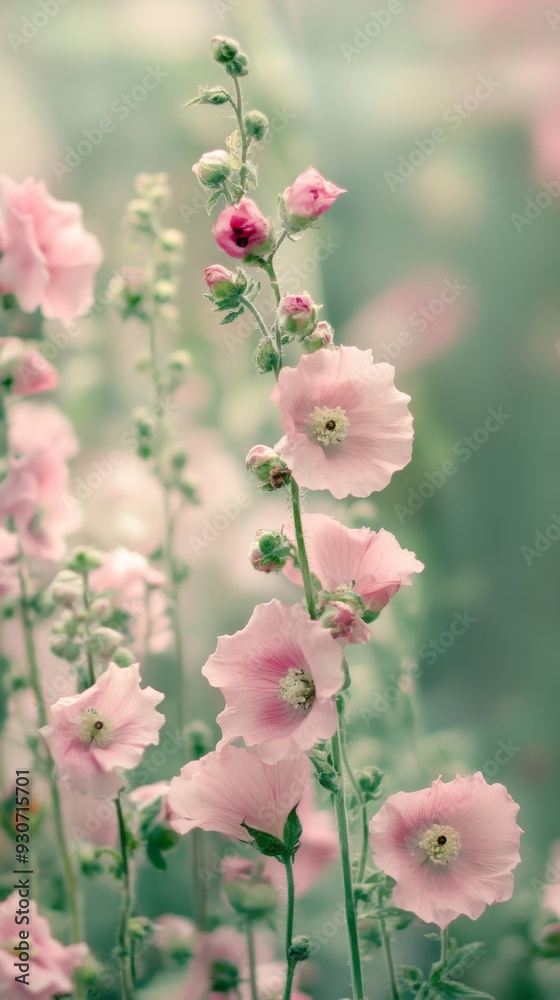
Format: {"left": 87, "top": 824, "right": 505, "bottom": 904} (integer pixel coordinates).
{"left": 1, "top": 0, "right": 559, "bottom": 997}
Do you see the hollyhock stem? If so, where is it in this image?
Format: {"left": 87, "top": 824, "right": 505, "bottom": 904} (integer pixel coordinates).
{"left": 282, "top": 856, "right": 296, "bottom": 1000}
{"left": 80, "top": 571, "right": 96, "bottom": 686}
{"left": 440, "top": 926, "right": 449, "bottom": 963}
{"left": 379, "top": 901, "right": 400, "bottom": 1000}
{"left": 232, "top": 75, "right": 248, "bottom": 181}
{"left": 331, "top": 696, "right": 365, "bottom": 1000}
{"left": 289, "top": 479, "right": 317, "bottom": 620}
{"left": 341, "top": 737, "right": 369, "bottom": 884}
{"left": 115, "top": 794, "right": 135, "bottom": 1000}
{"left": 0, "top": 388, "right": 7, "bottom": 460}
{"left": 245, "top": 919, "right": 259, "bottom": 1000}
{"left": 239, "top": 295, "right": 271, "bottom": 343}
{"left": 16, "top": 550, "right": 85, "bottom": 964}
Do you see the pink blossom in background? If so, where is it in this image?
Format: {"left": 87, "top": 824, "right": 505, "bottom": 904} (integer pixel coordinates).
{"left": 212, "top": 196, "right": 271, "bottom": 258}
{"left": 542, "top": 842, "right": 560, "bottom": 919}
{"left": 369, "top": 772, "right": 522, "bottom": 928}
{"left": 344, "top": 271, "right": 471, "bottom": 373}
{"left": 169, "top": 744, "right": 310, "bottom": 842}
{"left": 129, "top": 780, "right": 173, "bottom": 824}
{"left": 0, "top": 526, "right": 18, "bottom": 597}
{"left": 284, "top": 513, "right": 423, "bottom": 618}
{"left": 176, "top": 925, "right": 271, "bottom": 1000}
{"left": 0, "top": 893, "right": 87, "bottom": 1000}
{"left": 533, "top": 106, "right": 560, "bottom": 182}
{"left": 282, "top": 167, "right": 346, "bottom": 219}
{"left": 0, "top": 175, "right": 103, "bottom": 325}
{"left": 202, "top": 600, "right": 344, "bottom": 763}
{"left": 264, "top": 778, "right": 338, "bottom": 896}
{"left": 271, "top": 346, "right": 413, "bottom": 499}
{"left": 40, "top": 662, "right": 165, "bottom": 797}
{"left": 90, "top": 547, "right": 172, "bottom": 653}
{"left": 9, "top": 399, "right": 78, "bottom": 459}
{"left": 62, "top": 786, "right": 119, "bottom": 848}
{"left": 153, "top": 913, "right": 197, "bottom": 959}
{"left": 0, "top": 337, "right": 58, "bottom": 396}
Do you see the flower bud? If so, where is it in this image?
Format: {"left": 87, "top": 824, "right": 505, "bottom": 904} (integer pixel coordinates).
{"left": 192, "top": 149, "right": 231, "bottom": 188}
{"left": 86, "top": 627, "right": 123, "bottom": 659}
{"left": 133, "top": 407, "right": 154, "bottom": 437}
{"left": 49, "top": 634, "right": 82, "bottom": 663}
{"left": 159, "top": 229, "right": 184, "bottom": 253}
{"left": 211, "top": 36, "right": 242, "bottom": 64}
{"left": 48, "top": 570, "right": 83, "bottom": 607}
{"left": 66, "top": 547, "right": 103, "bottom": 573}
{"left": 320, "top": 600, "right": 369, "bottom": 644}
{"left": 302, "top": 320, "right": 335, "bottom": 353}
{"left": 253, "top": 336, "right": 278, "bottom": 374}
{"left": 277, "top": 292, "right": 318, "bottom": 338}
{"left": 184, "top": 720, "right": 213, "bottom": 760}
{"left": 249, "top": 529, "right": 292, "bottom": 573}
{"left": 245, "top": 445, "right": 291, "bottom": 491}
{"left": 244, "top": 110, "right": 269, "bottom": 141}
{"left": 153, "top": 915, "right": 196, "bottom": 963}
{"left": 222, "top": 858, "right": 278, "bottom": 919}
{"left": 153, "top": 279, "right": 175, "bottom": 303}
{"left": 125, "top": 198, "right": 152, "bottom": 228}
{"left": 135, "top": 172, "right": 170, "bottom": 202}
{"left": 113, "top": 647, "right": 136, "bottom": 668}
{"left": 204, "top": 265, "right": 237, "bottom": 299}
{"left": 167, "top": 349, "right": 192, "bottom": 373}
{"left": 288, "top": 935, "right": 311, "bottom": 963}
{"left": 356, "top": 766, "right": 384, "bottom": 802}
{"left": 281, "top": 167, "right": 346, "bottom": 233}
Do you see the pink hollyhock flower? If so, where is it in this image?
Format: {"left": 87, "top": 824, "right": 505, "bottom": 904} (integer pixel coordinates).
{"left": 0, "top": 337, "right": 58, "bottom": 396}
{"left": 264, "top": 778, "right": 338, "bottom": 896}
{"left": 212, "top": 196, "right": 271, "bottom": 258}
{"left": 277, "top": 292, "right": 318, "bottom": 337}
{"left": 182, "top": 925, "right": 256, "bottom": 1000}
{"left": 153, "top": 913, "right": 196, "bottom": 960}
{"left": 169, "top": 744, "right": 310, "bottom": 841}
{"left": 320, "top": 600, "right": 371, "bottom": 645}
{"left": 271, "top": 346, "right": 413, "bottom": 499}
{"left": 39, "top": 662, "right": 165, "bottom": 797}
{"left": 0, "top": 527, "right": 18, "bottom": 598}
{"left": 0, "top": 892, "right": 87, "bottom": 1000}
{"left": 282, "top": 166, "right": 346, "bottom": 219}
{"left": 0, "top": 175, "right": 103, "bottom": 325}
{"left": 89, "top": 547, "right": 172, "bottom": 653}
{"left": 9, "top": 399, "right": 78, "bottom": 459}
{"left": 369, "top": 772, "right": 522, "bottom": 928}
{"left": 129, "top": 780, "right": 172, "bottom": 823}
{"left": 284, "top": 513, "right": 423, "bottom": 619}
{"left": 202, "top": 600, "right": 344, "bottom": 763}
{"left": 0, "top": 448, "right": 75, "bottom": 561}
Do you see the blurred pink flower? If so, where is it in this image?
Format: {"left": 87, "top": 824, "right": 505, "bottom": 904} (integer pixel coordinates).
{"left": 153, "top": 913, "right": 197, "bottom": 959}
{"left": 62, "top": 786, "right": 119, "bottom": 848}
{"left": 0, "top": 527, "right": 18, "bottom": 598}
{"left": 533, "top": 106, "right": 560, "bottom": 182}
{"left": 284, "top": 513, "right": 423, "bottom": 615}
{"left": 129, "top": 779, "right": 173, "bottom": 823}
{"left": 202, "top": 600, "right": 344, "bottom": 763}
{"left": 0, "top": 337, "right": 58, "bottom": 396}
{"left": 369, "top": 772, "right": 522, "bottom": 928}
{"left": 248, "top": 961, "right": 311, "bottom": 1000}
{"left": 0, "top": 175, "right": 103, "bottom": 325}
{"left": 40, "top": 662, "right": 165, "bottom": 798}
{"left": 90, "top": 547, "right": 171, "bottom": 654}
{"left": 271, "top": 346, "right": 413, "bottom": 499}
{"left": 169, "top": 745, "right": 310, "bottom": 841}
{"left": 282, "top": 167, "right": 346, "bottom": 219}
{"left": 182, "top": 925, "right": 257, "bottom": 1000}
{"left": 0, "top": 447, "right": 74, "bottom": 561}
{"left": 0, "top": 892, "right": 87, "bottom": 1000}
{"left": 542, "top": 842, "right": 560, "bottom": 919}
{"left": 264, "top": 779, "right": 338, "bottom": 896}
{"left": 212, "top": 196, "right": 271, "bottom": 258}
{"left": 9, "top": 399, "right": 78, "bottom": 459}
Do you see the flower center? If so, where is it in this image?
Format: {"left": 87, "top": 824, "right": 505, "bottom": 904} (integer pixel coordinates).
{"left": 77, "top": 707, "right": 113, "bottom": 749}
{"left": 309, "top": 405, "right": 350, "bottom": 446}
{"left": 418, "top": 824, "right": 462, "bottom": 865}
{"left": 278, "top": 667, "right": 316, "bottom": 712}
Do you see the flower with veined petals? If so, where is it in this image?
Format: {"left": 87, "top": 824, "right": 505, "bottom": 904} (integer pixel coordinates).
{"left": 369, "top": 772, "right": 522, "bottom": 928}
{"left": 0, "top": 337, "right": 58, "bottom": 396}
{"left": 0, "top": 175, "right": 103, "bottom": 325}
{"left": 284, "top": 512, "right": 423, "bottom": 623}
{"left": 40, "top": 662, "right": 165, "bottom": 798}
{"left": 271, "top": 346, "right": 413, "bottom": 499}
{"left": 169, "top": 745, "right": 310, "bottom": 842}
{"left": 0, "top": 892, "right": 88, "bottom": 1000}
{"left": 202, "top": 600, "right": 344, "bottom": 763}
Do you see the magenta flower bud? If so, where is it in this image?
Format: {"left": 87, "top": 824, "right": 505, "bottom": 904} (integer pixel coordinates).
{"left": 302, "top": 320, "right": 335, "bottom": 354}
{"left": 245, "top": 444, "right": 291, "bottom": 491}
{"left": 281, "top": 166, "right": 346, "bottom": 232}
{"left": 277, "top": 292, "right": 318, "bottom": 338}
{"left": 204, "top": 264, "right": 236, "bottom": 298}
{"left": 192, "top": 149, "right": 231, "bottom": 187}
{"left": 212, "top": 197, "right": 272, "bottom": 259}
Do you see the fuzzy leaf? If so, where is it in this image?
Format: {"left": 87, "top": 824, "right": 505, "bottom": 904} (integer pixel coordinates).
{"left": 282, "top": 806, "right": 302, "bottom": 856}
{"left": 241, "top": 822, "right": 287, "bottom": 859}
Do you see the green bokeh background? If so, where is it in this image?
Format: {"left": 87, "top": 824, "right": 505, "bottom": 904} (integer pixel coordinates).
{"left": 1, "top": 0, "right": 558, "bottom": 997}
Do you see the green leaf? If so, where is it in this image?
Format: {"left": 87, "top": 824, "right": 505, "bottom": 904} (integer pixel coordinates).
{"left": 399, "top": 966, "right": 425, "bottom": 994}
{"left": 138, "top": 796, "right": 164, "bottom": 837}
{"left": 0, "top": 656, "right": 11, "bottom": 734}
{"left": 444, "top": 942, "right": 486, "bottom": 978}
{"left": 145, "top": 826, "right": 180, "bottom": 870}
{"left": 429, "top": 983, "right": 494, "bottom": 999}
{"left": 282, "top": 806, "right": 302, "bottom": 856}
{"left": 220, "top": 308, "right": 244, "bottom": 325}
{"left": 206, "top": 189, "right": 223, "bottom": 214}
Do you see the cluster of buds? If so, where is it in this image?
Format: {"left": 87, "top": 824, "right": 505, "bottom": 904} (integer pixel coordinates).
{"left": 245, "top": 444, "right": 291, "bottom": 492}
{"left": 211, "top": 35, "right": 249, "bottom": 77}
{"left": 249, "top": 529, "right": 293, "bottom": 574}
{"left": 318, "top": 584, "right": 378, "bottom": 644}
{"left": 275, "top": 294, "right": 335, "bottom": 355}
{"left": 158, "top": 443, "right": 199, "bottom": 507}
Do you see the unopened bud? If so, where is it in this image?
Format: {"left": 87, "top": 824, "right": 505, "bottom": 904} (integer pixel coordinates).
{"left": 159, "top": 229, "right": 184, "bottom": 253}
{"left": 167, "top": 349, "right": 192, "bottom": 372}
{"left": 277, "top": 292, "right": 318, "bottom": 338}
{"left": 302, "top": 320, "right": 335, "bottom": 353}
{"left": 48, "top": 570, "right": 83, "bottom": 606}
{"left": 66, "top": 547, "right": 103, "bottom": 573}
{"left": 204, "top": 264, "right": 237, "bottom": 299}
{"left": 245, "top": 445, "right": 291, "bottom": 491}
{"left": 153, "top": 279, "right": 175, "bottom": 303}
{"left": 192, "top": 149, "right": 231, "bottom": 188}
{"left": 249, "top": 529, "right": 292, "bottom": 573}
{"left": 244, "top": 110, "right": 269, "bottom": 141}
{"left": 113, "top": 647, "right": 136, "bottom": 668}
{"left": 253, "top": 336, "right": 278, "bottom": 374}
{"left": 288, "top": 935, "right": 310, "bottom": 963}
{"left": 87, "top": 627, "right": 123, "bottom": 659}
{"left": 49, "top": 634, "right": 82, "bottom": 663}
{"left": 211, "top": 36, "right": 241, "bottom": 64}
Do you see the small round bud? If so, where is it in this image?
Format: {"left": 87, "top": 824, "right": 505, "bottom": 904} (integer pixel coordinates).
{"left": 204, "top": 264, "right": 237, "bottom": 299}
{"left": 167, "top": 349, "right": 192, "bottom": 372}
{"left": 277, "top": 292, "right": 318, "bottom": 338}
{"left": 244, "top": 110, "right": 269, "bottom": 141}
{"left": 48, "top": 570, "right": 83, "bottom": 607}
{"left": 288, "top": 936, "right": 311, "bottom": 963}
{"left": 134, "top": 351, "right": 152, "bottom": 372}
{"left": 113, "top": 647, "right": 136, "bottom": 668}
{"left": 253, "top": 336, "right": 278, "bottom": 374}
{"left": 66, "top": 547, "right": 103, "bottom": 573}
{"left": 211, "top": 36, "right": 241, "bottom": 64}
{"left": 302, "top": 320, "right": 335, "bottom": 353}
{"left": 49, "top": 634, "right": 82, "bottom": 663}
{"left": 153, "top": 279, "right": 175, "bottom": 303}
{"left": 249, "top": 529, "right": 292, "bottom": 573}
{"left": 133, "top": 407, "right": 155, "bottom": 437}
{"left": 86, "top": 627, "right": 123, "bottom": 659}
{"left": 245, "top": 445, "right": 291, "bottom": 491}
{"left": 159, "top": 229, "right": 184, "bottom": 253}
{"left": 125, "top": 198, "right": 152, "bottom": 230}
{"left": 222, "top": 858, "right": 278, "bottom": 919}
{"left": 192, "top": 149, "right": 231, "bottom": 188}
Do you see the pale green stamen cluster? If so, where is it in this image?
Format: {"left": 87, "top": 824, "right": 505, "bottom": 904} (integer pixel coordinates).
{"left": 309, "top": 405, "right": 350, "bottom": 446}
{"left": 278, "top": 667, "right": 316, "bottom": 711}
{"left": 77, "top": 706, "right": 113, "bottom": 748}
{"left": 418, "top": 823, "right": 462, "bottom": 865}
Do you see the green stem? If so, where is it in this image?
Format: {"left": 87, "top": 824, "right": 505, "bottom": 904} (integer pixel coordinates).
{"left": 115, "top": 795, "right": 135, "bottom": 1000}
{"left": 80, "top": 571, "right": 96, "bottom": 687}
{"left": 283, "top": 856, "right": 296, "bottom": 1000}
{"left": 191, "top": 827, "right": 207, "bottom": 929}
{"left": 239, "top": 295, "right": 272, "bottom": 344}
{"left": 232, "top": 74, "right": 248, "bottom": 183}
{"left": 331, "top": 697, "right": 365, "bottom": 1000}
{"left": 17, "top": 551, "right": 85, "bottom": 977}
{"left": 379, "top": 901, "right": 400, "bottom": 1000}
{"left": 0, "top": 388, "right": 8, "bottom": 464}
{"left": 340, "top": 736, "right": 369, "bottom": 884}
{"left": 290, "top": 479, "right": 317, "bottom": 620}
{"left": 440, "top": 925, "right": 449, "bottom": 964}
{"left": 245, "top": 920, "right": 259, "bottom": 1000}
